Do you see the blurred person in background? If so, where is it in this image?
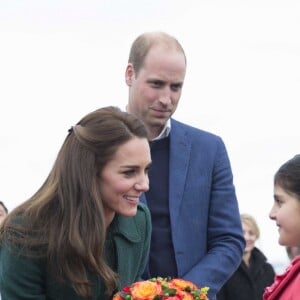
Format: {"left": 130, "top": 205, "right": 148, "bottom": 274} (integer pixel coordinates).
{"left": 217, "top": 213, "right": 275, "bottom": 300}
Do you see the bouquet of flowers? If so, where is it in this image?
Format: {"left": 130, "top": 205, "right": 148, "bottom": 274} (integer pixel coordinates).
{"left": 113, "top": 277, "right": 209, "bottom": 300}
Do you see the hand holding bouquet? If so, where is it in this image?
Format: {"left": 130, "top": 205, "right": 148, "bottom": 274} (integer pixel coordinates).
{"left": 113, "top": 277, "right": 209, "bottom": 300}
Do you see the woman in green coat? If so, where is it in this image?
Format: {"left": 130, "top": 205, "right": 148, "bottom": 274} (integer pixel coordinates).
{"left": 0, "top": 106, "right": 152, "bottom": 300}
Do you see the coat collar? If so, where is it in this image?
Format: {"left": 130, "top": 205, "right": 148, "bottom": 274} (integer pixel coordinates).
{"left": 110, "top": 214, "right": 141, "bottom": 243}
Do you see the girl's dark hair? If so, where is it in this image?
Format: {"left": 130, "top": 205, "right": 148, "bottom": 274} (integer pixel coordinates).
{"left": 274, "top": 154, "right": 300, "bottom": 200}
{"left": 0, "top": 106, "right": 148, "bottom": 297}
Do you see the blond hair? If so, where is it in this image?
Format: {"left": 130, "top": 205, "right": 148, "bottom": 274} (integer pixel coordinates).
{"left": 241, "top": 213, "right": 260, "bottom": 239}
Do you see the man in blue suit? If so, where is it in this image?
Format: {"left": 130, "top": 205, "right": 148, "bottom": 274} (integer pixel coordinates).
{"left": 125, "top": 31, "right": 245, "bottom": 300}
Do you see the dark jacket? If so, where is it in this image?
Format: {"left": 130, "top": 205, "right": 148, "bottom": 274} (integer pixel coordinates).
{"left": 0, "top": 203, "right": 151, "bottom": 300}
{"left": 217, "top": 247, "right": 276, "bottom": 300}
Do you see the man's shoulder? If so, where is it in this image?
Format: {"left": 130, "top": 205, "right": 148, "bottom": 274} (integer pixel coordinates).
{"left": 171, "top": 118, "right": 220, "bottom": 140}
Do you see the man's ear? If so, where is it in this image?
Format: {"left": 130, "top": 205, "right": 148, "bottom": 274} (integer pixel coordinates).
{"left": 125, "top": 63, "right": 135, "bottom": 86}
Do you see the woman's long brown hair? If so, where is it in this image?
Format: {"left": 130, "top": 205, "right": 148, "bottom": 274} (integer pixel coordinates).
{"left": 0, "top": 106, "right": 148, "bottom": 297}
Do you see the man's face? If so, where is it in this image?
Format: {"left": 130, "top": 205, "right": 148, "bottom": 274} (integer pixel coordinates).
{"left": 126, "top": 45, "right": 186, "bottom": 140}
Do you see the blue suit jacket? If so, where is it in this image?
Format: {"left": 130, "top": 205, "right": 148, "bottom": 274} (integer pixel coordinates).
{"left": 141, "top": 118, "right": 245, "bottom": 300}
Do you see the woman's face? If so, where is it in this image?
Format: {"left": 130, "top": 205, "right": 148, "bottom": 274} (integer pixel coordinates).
{"left": 243, "top": 221, "right": 257, "bottom": 254}
{"left": 269, "top": 184, "right": 300, "bottom": 246}
{"left": 99, "top": 137, "right": 151, "bottom": 226}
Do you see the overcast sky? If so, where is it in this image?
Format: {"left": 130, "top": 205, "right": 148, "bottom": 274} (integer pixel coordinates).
{"left": 0, "top": 0, "right": 299, "bottom": 271}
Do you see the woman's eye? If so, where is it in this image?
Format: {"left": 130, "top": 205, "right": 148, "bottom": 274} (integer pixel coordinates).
{"left": 123, "top": 170, "right": 135, "bottom": 176}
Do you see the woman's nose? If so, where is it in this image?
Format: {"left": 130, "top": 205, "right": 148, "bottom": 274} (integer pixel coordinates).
{"left": 134, "top": 174, "right": 149, "bottom": 192}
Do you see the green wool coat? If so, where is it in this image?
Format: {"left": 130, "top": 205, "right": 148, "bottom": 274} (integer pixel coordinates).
{"left": 0, "top": 204, "right": 151, "bottom": 300}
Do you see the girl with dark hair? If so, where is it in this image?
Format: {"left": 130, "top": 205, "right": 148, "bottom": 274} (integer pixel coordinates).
{"left": 264, "top": 154, "right": 300, "bottom": 299}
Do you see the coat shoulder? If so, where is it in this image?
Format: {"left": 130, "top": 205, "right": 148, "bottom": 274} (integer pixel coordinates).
{"left": 171, "top": 118, "right": 222, "bottom": 142}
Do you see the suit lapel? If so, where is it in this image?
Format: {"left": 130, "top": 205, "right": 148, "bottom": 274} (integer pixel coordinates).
{"left": 169, "top": 120, "right": 191, "bottom": 228}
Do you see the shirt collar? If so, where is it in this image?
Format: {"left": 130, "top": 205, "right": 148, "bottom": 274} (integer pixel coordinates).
{"left": 152, "top": 119, "right": 171, "bottom": 141}
{"left": 124, "top": 106, "right": 171, "bottom": 141}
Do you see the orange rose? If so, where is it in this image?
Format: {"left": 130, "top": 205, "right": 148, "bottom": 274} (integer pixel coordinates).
{"left": 130, "top": 280, "right": 162, "bottom": 300}
{"left": 169, "top": 278, "right": 198, "bottom": 292}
